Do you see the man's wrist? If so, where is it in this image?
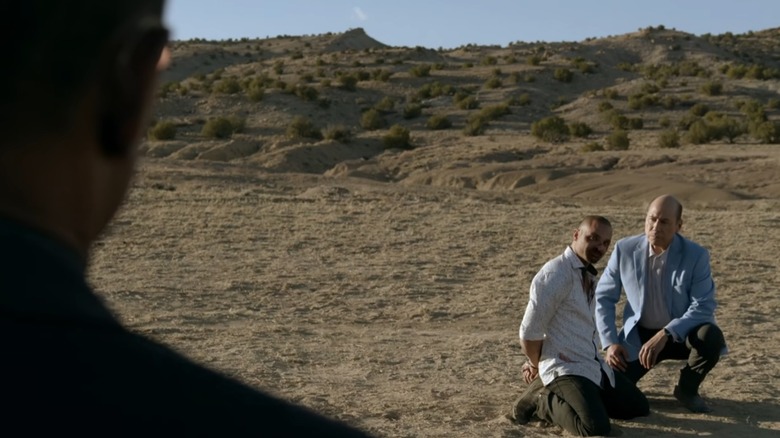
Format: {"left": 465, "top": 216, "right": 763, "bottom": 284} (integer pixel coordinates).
{"left": 663, "top": 328, "right": 674, "bottom": 342}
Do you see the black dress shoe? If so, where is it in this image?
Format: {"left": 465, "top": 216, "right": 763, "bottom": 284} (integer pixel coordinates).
{"left": 674, "top": 385, "right": 713, "bottom": 413}
{"left": 508, "top": 378, "right": 544, "bottom": 424}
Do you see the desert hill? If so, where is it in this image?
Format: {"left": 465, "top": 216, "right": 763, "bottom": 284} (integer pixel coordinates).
{"left": 145, "top": 25, "right": 780, "bottom": 205}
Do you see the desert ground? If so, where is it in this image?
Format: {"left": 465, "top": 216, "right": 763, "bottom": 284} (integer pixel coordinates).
{"left": 90, "top": 27, "right": 778, "bottom": 437}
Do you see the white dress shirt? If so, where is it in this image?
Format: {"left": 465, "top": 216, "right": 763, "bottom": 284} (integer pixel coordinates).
{"left": 520, "top": 246, "right": 615, "bottom": 387}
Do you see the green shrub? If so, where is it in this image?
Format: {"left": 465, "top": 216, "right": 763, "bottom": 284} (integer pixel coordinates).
{"left": 484, "top": 77, "right": 502, "bottom": 89}
{"left": 383, "top": 124, "right": 412, "bottom": 149}
{"left": 374, "top": 96, "right": 396, "bottom": 112}
{"left": 361, "top": 109, "right": 386, "bottom": 130}
{"left": 685, "top": 120, "right": 717, "bottom": 144}
{"left": 372, "top": 69, "right": 393, "bottom": 81}
{"left": 403, "top": 104, "right": 423, "bottom": 119}
{"left": 700, "top": 81, "right": 723, "bottom": 96}
{"left": 767, "top": 98, "right": 780, "bottom": 110}
{"left": 287, "top": 116, "right": 323, "bottom": 140}
{"left": 628, "top": 117, "right": 644, "bottom": 130}
{"left": 202, "top": 116, "right": 244, "bottom": 139}
{"left": 606, "top": 130, "right": 630, "bottom": 150}
{"left": 457, "top": 95, "right": 479, "bottom": 110}
{"left": 148, "top": 120, "right": 177, "bottom": 140}
{"left": 480, "top": 56, "right": 498, "bottom": 66}
{"left": 524, "top": 74, "right": 536, "bottom": 83}
{"left": 426, "top": 114, "right": 452, "bottom": 130}
{"left": 415, "top": 81, "right": 454, "bottom": 100}
{"left": 531, "top": 116, "right": 569, "bottom": 143}
{"left": 553, "top": 68, "right": 574, "bottom": 83}
{"left": 294, "top": 84, "right": 319, "bottom": 101}
{"left": 247, "top": 87, "right": 264, "bottom": 102}
{"left": 507, "top": 93, "right": 531, "bottom": 106}
{"left": 659, "top": 116, "right": 671, "bottom": 128}
{"left": 750, "top": 120, "right": 780, "bottom": 143}
{"left": 689, "top": 103, "right": 710, "bottom": 117}
{"left": 603, "top": 88, "right": 619, "bottom": 100}
{"left": 610, "top": 113, "right": 630, "bottom": 130}
{"left": 323, "top": 124, "right": 352, "bottom": 143}
{"left": 661, "top": 96, "right": 678, "bottom": 110}
{"left": 658, "top": 129, "right": 680, "bottom": 148}
{"left": 356, "top": 70, "right": 371, "bottom": 81}
{"left": 213, "top": 77, "right": 242, "bottom": 94}
{"left": 527, "top": 55, "right": 542, "bottom": 66}
{"left": 598, "top": 101, "right": 614, "bottom": 112}
{"left": 479, "top": 103, "right": 511, "bottom": 121}
{"left": 463, "top": 115, "right": 488, "bottom": 136}
{"left": 409, "top": 64, "right": 432, "bottom": 77}
{"left": 580, "top": 141, "right": 604, "bottom": 153}
{"left": 711, "top": 116, "right": 745, "bottom": 143}
{"left": 568, "top": 122, "right": 593, "bottom": 138}
{"left": 338, "top": 74, "right": 358, "bottom": 91}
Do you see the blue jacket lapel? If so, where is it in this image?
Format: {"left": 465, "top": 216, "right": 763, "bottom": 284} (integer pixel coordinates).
{"left": 633, "top": 237, "right": 648, "bottom": 310}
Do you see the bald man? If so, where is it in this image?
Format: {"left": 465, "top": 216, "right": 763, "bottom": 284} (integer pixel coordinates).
{"left": 595, "top": 195, "right": 727, "bottom": 413}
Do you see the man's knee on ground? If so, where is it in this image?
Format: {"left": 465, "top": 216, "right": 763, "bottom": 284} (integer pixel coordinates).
{"left": 576, "top": 416, "right": 611, "bottom": 437}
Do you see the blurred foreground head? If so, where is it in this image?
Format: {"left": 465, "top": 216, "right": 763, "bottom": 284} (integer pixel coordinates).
{"left": 0, "top": 1, "right": 168, "bottom": 259}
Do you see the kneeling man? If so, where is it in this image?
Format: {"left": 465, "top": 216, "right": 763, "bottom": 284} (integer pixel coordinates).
{"left": 510, "top": 216, "right": 649, "bottom": 436}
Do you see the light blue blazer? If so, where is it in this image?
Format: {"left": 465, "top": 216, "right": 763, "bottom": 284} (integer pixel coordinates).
{"left": 594, "top": 233, "right": 725, "bottom": 361}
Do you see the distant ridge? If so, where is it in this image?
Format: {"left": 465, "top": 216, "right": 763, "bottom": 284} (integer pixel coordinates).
{"left": 324, "top": 27, "right": 387, "bottom": 52}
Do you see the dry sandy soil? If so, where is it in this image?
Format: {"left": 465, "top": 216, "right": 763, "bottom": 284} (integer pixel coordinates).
{"left": 89, "top": 141, "right": 779, "bottom": 437}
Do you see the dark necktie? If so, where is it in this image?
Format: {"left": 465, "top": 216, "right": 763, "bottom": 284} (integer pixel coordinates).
{"left": 580, "top": 265, "right": 598, "bottom": 302}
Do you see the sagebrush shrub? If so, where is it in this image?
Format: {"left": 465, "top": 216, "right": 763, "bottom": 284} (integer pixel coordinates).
{"left": 463, "top": 115, "right": 488, "bottom": 136}
{"left": 700, "top": 81, "right": 723, "bottom": 96}
{"left": 568, "top": 122, "right": 592, "bottom": 138}
{"left": 410, "top": 64, "right": 432, "bottom": 77}
{"left": 213, "top": 77, "right": 242, "bottom": 94}
{"left": 383, "top": 124, "right": 412, "bottom": 149}
{"left": 581, "top": 142, "right": 604, "bottom": 153}
{"left": 553, "top": 68, "right": 574, "bottom": 83}
{"left": 531, "top": 116, "right": 569, "bottom": 143}
{"left": 148, "top": 120, "right": 177, "bottom": 140}
{"left": 658, "top": 129, "right": 680, "bottom": 148}
{"left": 426, "top": 114, "right": 452, "bottom": 130}
{"left": 287, "top": 116, "right": 322, "bottom": 140}
{"left": 403, "top": 104, "right": 422, "bottom": 119}
{"left": 323, "top": 124, "right": 352, "bottom": 143}
{"left": 374, "top": 96, "right": 396, "bottom": 112}
{"left": 606, "top": 130, "right": 630, "bottom": 150}
{"left": 202, "top": 116, "right": 244, "bottom": 139}
{"left": 361, "top": 109, "right": 386, "bottom": 130}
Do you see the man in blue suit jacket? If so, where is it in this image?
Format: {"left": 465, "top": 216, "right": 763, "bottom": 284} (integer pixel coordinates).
{"left": 595, "top": 195, "right": 726, "bottom": 413}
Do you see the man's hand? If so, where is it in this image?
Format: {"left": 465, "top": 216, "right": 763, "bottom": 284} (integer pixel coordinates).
{"left": 521, "top": 361, "right": 538, "bottom": 384}
{"left": 639, "top": 330, "right": 669, "bottom": 369}
{"left": 605, "top": 344, "right": 629, "bottom": 372}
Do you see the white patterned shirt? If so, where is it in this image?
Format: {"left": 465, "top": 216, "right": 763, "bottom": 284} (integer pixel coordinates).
{"left": 519, "top": 246, "right": 615, "bottom": 388}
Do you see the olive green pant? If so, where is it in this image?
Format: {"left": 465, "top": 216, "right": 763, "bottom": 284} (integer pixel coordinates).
{"left": 536, "top": 371, "right": 649, "bottom": 437}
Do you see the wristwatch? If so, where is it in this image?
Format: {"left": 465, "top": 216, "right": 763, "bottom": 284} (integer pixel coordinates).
{"left": 663, "top": 328, "right": 674, "bottom": 342}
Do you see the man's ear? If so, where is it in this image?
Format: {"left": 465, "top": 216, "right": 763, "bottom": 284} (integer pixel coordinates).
{"left": 99, "top": 28, "right": 168, "bottom": 157}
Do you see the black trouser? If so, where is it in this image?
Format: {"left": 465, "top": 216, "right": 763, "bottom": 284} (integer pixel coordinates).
{"left": 536, "top": 371, "right": 649, "bottom": 437}
{"left": 623, "top": 323, "right": 725, "bottom": 394}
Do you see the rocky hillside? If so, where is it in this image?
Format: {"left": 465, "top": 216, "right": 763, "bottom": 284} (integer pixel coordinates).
{"left": 143, "top": 26, "right": 780, "bottom": 200}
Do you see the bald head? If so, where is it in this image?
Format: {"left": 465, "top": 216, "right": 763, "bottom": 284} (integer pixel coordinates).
{"left": 645, "top": 195, "right": 682, "bottom": 252}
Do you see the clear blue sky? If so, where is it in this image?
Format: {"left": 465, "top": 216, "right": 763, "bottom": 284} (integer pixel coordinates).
{"left": 166, "top": 0, "right": 779, "bottom": 48}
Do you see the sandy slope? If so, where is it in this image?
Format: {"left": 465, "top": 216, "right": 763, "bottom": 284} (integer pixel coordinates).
{"left": 87, "top": 147, "right": 780, "bottom": 437}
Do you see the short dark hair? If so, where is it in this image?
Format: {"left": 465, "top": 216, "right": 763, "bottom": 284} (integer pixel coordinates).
{"left": 580, "top": 215, "right": 612, "bottom": 230}
{"left": 0, "top": 1, "right": 165, "bottom": 142}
